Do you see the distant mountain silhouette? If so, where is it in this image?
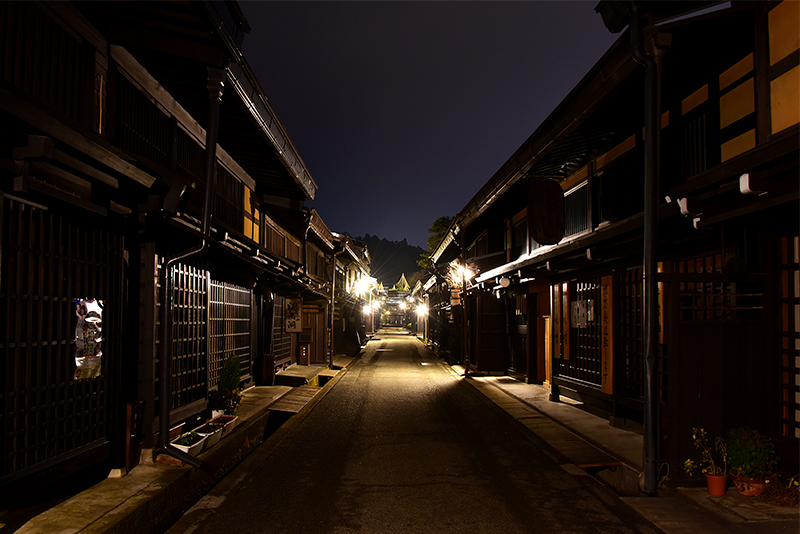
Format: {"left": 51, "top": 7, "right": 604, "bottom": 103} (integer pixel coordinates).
{"left": 358, "top": 234, "right": 426, "bottom": 288}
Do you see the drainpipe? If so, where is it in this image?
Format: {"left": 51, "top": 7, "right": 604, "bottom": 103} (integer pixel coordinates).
{"left": 630, "top": 3, "right": 664, "bottom": 496}
{"left": 301, "top": 208, "right": 312, "bottom": 277}
{"left": 157, "top": 68, "right": 225, "bottom": 467}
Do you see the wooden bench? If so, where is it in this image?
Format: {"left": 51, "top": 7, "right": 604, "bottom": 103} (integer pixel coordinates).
{"left": 268, "top": 385, "right": 321, "bottom": 414}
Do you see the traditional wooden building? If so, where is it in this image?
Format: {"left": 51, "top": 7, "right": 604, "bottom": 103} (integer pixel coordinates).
{"left": 330, "top": 234, "right": 374, "bottom": 356}
{"left": 428, "top": 0, "right": 798, "bottom": 481}
{"left": 0, "top": 0, "right": 360, "bottom": 505}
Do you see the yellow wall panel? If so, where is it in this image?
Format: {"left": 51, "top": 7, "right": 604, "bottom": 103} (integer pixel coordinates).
{"left": 720, "top": 78, "right": 754, "bottom": 129}
{"left": 769, "top": 1, "right": 800, "bottom": 66}
{"left": 721, "top": 129, "right": 756, "bottom": 161}
{"left": 682, "top": 84, "right": 708, "bottom": 115}
{"left": 594, "top": 134, "right": 636, "bottom": 171}
{"left": 719, "top": 54, "right": 753, "bottom": 91}
{"left": 771, "top": 65, "right": 800, "bottom": 134}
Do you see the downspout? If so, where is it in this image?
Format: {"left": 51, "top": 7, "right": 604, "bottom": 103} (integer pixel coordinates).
{"left": 301, "top": 208, "right": 313, "bottom": 282}
{"left": 157, "top": 68, "right": 225, "bottom": 467}
{"left": 630, "top": 3, "right": 663, "bottom": 496}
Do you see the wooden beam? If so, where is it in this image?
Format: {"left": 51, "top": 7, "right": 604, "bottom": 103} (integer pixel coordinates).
{"left": 669, "top": 127, "right": 799, "bottom": 198}
{"left": 0, "top": 87, "right": 157, "bottom": 187}
{"left": 13, "top": 134, "right": 120, "bottom": 189}
{"left": 108, "top": 25, "right": 225, "bottom": 66}
{"left": 53, "top": 149, "right": 119, "bottom": 189}
{"left": 40, "top": 1, "right": 108, "bottom": 55}
{"left": 110, "top": 45, "right": 256, "bottom": 191}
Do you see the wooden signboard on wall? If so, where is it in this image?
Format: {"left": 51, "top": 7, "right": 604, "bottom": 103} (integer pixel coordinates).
{"left": 285, "top": 298, "right": 302, "bottom": 333}
{"left": 562, "top": 282, "right": 570, "bottom": 360}
{"left": 552, "top": 284, "right": 561, "bottom": 359}
{"left": 601, "top": 275, "right": 614, "bottom": 395}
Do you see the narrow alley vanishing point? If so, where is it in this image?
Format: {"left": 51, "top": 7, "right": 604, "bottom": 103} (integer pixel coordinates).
{"left": 167, "top": 329, "right": 654, "bottom": 534}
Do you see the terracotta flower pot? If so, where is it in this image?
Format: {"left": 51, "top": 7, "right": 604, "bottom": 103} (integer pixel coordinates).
{"left": 731, "top": 474, "right": 767, "bottom": 496}
{"left": 704, "top": 473, "right": 729, "bottom": 496}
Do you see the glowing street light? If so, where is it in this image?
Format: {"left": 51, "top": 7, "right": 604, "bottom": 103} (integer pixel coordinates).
{"left": 416, "top": 304, "right": 428, "bottom": 316}
{"left": 354, "top": 275, "right": 376, "bottom": 295}
{"left": 457, "top": 264, "right": 474, "bottom": 281}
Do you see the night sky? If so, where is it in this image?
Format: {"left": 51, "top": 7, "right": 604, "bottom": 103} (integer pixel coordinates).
{"left": 238, "top": 1, "right": 619, "bottom": 249}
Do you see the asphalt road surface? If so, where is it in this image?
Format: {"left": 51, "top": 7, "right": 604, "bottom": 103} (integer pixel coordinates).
{"left": 166, "top": 329, "right": 657, "bottom": 534}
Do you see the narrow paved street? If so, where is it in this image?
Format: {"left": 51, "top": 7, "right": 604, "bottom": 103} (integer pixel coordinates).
{"left": 166, "top": 329, "right": 656, "bottom": 534}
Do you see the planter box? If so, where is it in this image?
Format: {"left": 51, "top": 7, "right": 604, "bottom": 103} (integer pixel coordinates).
{"left": 169, "top": 423, "right": 185, "bottom": 440}
{"left": 171, "top": 432, "right": 206, "bottom": 457}
{"left": 731, "top": 474, "right": 768, "bottom": 496}
{"left": 209, "top": 414, "right": 238, "bottom": 438}
{"left": 195, "top": 423, "right": 222, "bottom": 450}
{"left": 153, "top": 422, "right": 185, "bottom": 448}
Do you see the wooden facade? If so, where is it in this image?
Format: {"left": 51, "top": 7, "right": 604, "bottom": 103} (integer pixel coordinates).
{"left": 427, "top": 1, "right": 799, "bottom": 478}
{"left": 0, "top": 0, "right": 371, "bottom": 507}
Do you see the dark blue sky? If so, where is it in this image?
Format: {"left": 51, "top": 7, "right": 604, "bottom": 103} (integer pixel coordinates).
{"left": 239, "top": 1, "right": 619, "bottom": 249}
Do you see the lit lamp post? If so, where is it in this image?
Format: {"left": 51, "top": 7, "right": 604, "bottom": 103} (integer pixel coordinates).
{"left": 456, "top": 262, "right": 474, "bottom": 377}
{"left": 362, "top": 304, "right": 372, "bottom": 336}
{"left": 416, "top": 302, "right": 428, "bottom": 339}
{"left": 354, "top": 275, "right": 376, "bottom": 336}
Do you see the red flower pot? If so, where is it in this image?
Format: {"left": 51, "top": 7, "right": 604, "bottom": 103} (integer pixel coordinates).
{"left": 704, "top": 473, "right": 729, "bottom": 496}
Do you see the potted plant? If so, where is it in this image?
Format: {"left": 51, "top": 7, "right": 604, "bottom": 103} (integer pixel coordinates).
{"left": 208, "top": 353, "right": 244, "bottom": 417}
{"left": 171, "top": 431, "right": 206, "bottom": 457}
{"left": 194, "top": 422, "right": 223, "bottom": 450}
{"left": 684, "top": 427, "right": 728, "bottom": 496}
{"left": 208, "top": 413, "right": 238, "bottom": 438}
{"left": 726, "top": 427, "right": 779, "bottom": 496}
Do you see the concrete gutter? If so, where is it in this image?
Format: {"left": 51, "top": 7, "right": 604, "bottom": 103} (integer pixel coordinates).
{"left": 16, "top": 357, "right": 355, "bottom": 534}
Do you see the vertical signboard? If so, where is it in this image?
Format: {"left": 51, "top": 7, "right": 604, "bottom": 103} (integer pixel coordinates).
{"left": 658, "top": 261, "right": 664, "bottom": 344}
{"left": 552, "top": 284, "right": 561, "bottom": 359}
{"left": 562, "top": 282, "right": 570, "bottom": 360}
{"left": 601, "top": 276, "right": 614, "bottom": 394}
{"left": 285, "top": 298, "right": 303, "bottom": 333}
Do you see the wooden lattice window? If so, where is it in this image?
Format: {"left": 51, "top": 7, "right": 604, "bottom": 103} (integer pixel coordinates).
{"left": 675, "top": 253, "right": 763, "bottom": 320}
{"left": 1, "top": 199, "right": 122, "bottom": 477}
{"left": 779, "top": 235, "right": 800, "bottom": 439}
{"left": 617, "top": 268, "right": 643, "bottom": 398}
{"left": 115, "top": 74, "right": 171, "bottom": 168}
{"left": 168, "top": 263, "right": 208, "bottom": 410}
{"left": 0, "top": 2, "right": 84, "bottom": 123}
{"left": 556, "top": 279, "right": 602, "bottom": 387}
{"left": 564, "top": 183, "right": 590, "bottom": 238}
{"left": 209, "top": 281, "right": 251, "bottom": 387}
{"left": 213, "top": 166, "right": 243, "bottom": 233}
{"left": 175, "top": 125, "right": 204, "bottom": 183}
{"left": 264, "top": 222, "right": 284, "bottom": 258}
{"left": 243, "top": 187, "right": 260, "bottom": 245}
{"left": 272, "top": 296, "right": 292, "bottom": 370}
{"left": 286, "top": 240, "right": 301, "bottom": 263}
